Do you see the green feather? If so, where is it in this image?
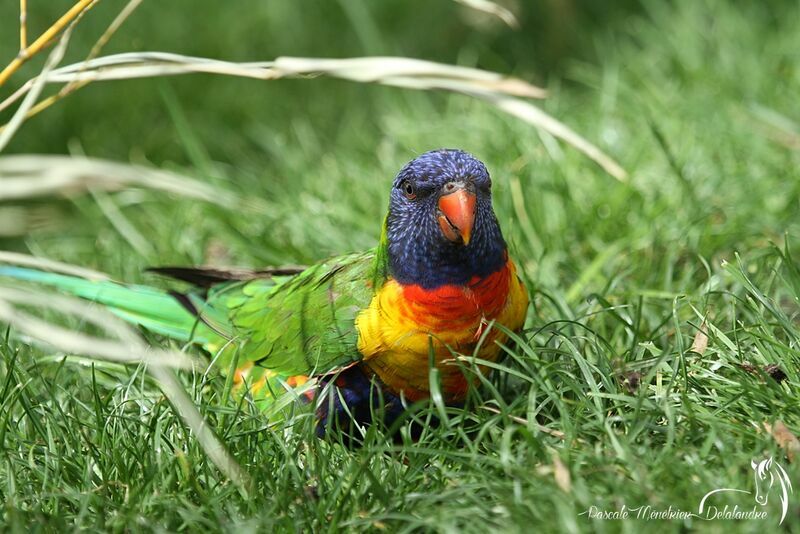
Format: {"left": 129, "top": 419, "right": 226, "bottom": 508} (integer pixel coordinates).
{"left": 0, "top": 249, "right": 386, "bottom": 382}
{"left": 0, "top": 266, "right": 210, "bottom": 341}
{"left": 369, "top": 215, "right": 391, "bottom": 289}
{"left": 214, "top": 251, "right": 380, "bottom": 375}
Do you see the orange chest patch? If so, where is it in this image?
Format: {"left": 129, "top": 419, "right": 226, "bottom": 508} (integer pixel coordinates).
{"left": 355, "top": 259, "right": 529, "bottom": 401}
{"left": 397, "top": 266, "right": 512, "bottom": 329}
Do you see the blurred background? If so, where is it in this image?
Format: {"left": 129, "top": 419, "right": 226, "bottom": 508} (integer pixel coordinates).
{"left": 0, "top": 0, "right": 797, "bottom": 295}
{"left": 1, "top": 3, "right": 800, "bottom": 528}
{"left": 0, "top": 0, "right": 645, "bottom": 158}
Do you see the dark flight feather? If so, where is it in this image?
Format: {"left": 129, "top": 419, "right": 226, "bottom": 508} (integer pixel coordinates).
{"left": 146, "top": 265, "right": 306, "bottom": 287}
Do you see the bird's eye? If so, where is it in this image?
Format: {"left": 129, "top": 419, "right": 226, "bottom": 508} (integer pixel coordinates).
{"left": 402, "top": 181, "right": 417, "bottom": 200}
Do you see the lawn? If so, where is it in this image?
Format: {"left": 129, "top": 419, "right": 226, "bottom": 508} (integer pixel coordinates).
{"left": 0, "top": 1, "right": 799, "bottom": 532}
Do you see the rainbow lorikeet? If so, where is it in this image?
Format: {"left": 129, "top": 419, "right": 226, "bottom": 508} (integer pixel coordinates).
{"left": 0, "top": 149, "right": 529, "bottom": 435}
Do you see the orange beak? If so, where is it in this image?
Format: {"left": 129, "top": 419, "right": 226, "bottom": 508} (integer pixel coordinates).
{"left": 438, "top": 187, "right": 476, "bottom": 245}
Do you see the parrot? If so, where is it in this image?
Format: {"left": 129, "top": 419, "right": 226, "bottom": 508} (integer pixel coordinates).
{"left": 0, "top": 149, "right": 529, "bottom": 437}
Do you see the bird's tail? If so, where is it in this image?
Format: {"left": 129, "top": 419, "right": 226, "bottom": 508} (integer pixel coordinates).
{"left": 0, "top": 266, "right": 207, "bottom": 343}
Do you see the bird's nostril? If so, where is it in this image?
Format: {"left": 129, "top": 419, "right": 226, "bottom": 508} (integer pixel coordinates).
{"left": 444, "top": 182, "right": 462, "bottom": 193}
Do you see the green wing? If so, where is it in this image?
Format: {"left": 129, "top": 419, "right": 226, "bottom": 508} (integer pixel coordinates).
{"left": 194, "top": 250, "right": 378, "bottom": 377}
{"left": 0, "top": 249, "right": 383, "bottom": 377}
{"left": 0, "top": 245, "right": 388, "bottom": 409}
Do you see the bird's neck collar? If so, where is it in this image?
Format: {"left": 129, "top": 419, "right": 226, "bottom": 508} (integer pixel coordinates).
{"left": 379, "top": 214, "right": 508, "bottom": 289}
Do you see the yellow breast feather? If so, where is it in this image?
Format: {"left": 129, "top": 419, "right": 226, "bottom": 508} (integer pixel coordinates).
{"left": 356, "top": 259, "right": 528, "bottom": 401}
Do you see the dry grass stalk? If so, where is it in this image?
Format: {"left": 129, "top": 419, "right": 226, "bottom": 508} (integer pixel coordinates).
{"left": 480, "top": 404, "right": 566, "bottom": 439}
{"left": 19, "top": 0, "right": 28, "bottom": 51}
{"left": 19, "top": 0, "right": 145, "bottom": 129}
{"left": 0, "top": 250, "right": 109, "bottom": 280}
{"left": 0, "top": 25, "right": 72, "bottom": 152}
{"left": 552, "top": 452, "right": 572, "bottom": 493}
{"left": 1, "top": 52, "right": 628, "bottom": 180}
{"left": 0, "top": 287, "right": 200, "bottom": 369}
{"left": 0, "top": 0, "right": 98, "bottom": 87}
{"left": 0, "top": 154, "right": 249, "bottom": 209}
{"left": 764, "top": 421, "right": 800, "bottom": 463}
{"left": 0, "top": 267, "right": 248, "bottom": 489}
{"left": 690, "top": 319, "right": 708, "bottom": 355}
{"left": 454, "top": 0, "right": 519, "bottom": 29}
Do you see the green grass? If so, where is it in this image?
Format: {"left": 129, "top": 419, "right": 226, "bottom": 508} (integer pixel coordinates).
{"left": 2, "top": 0, "right": 800, "bottom": 532}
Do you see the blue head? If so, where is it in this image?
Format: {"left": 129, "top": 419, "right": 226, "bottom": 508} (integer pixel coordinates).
{"left": 385, "top": 149, "right": 507, "bottom": 288}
